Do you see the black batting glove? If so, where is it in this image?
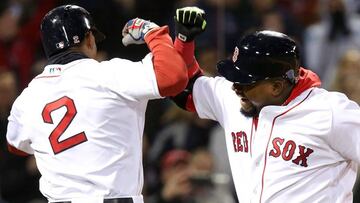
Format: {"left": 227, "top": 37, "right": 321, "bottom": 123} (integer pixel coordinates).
{"left": 174, "top": 6, "right": 207, "bottom": 42}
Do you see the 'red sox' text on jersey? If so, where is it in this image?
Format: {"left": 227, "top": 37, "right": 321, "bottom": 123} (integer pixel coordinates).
{"left": 192, "top": 76, "right": 360, "bottom": 203}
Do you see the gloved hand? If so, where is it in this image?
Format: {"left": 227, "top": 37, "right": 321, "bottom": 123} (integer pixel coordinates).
{"left": 174, "top": 6, "right": 207, "bottom": 42}
{"left": 122, "top": 18, "right": 159, "bottom": 46}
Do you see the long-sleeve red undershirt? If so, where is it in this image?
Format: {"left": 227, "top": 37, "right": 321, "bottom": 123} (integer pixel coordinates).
{"left": 145, "top": 26, "right": 188, "bottom": 97}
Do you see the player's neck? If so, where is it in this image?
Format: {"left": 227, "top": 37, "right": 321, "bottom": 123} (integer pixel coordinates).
{"left": 48, "top": 50, "right": 88, "bottom": 65}
{"left": 279, "top": 84, "right": 295, "bottom": 105}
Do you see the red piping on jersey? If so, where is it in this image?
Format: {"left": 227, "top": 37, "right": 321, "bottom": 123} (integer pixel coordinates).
{"left": 253, "top": 116, "right": 259, "bottom": 130}
{"left": 250, "top": 117, "right": 258, "bottom": 157}
{"left": 35, "top": 75, "right": 61, "bottom": 79}
{"left": 259, "top": 89, "right": 313, "bottom": 203}
{"left": 145, "top": 26, "right": 188, "bottom": 97}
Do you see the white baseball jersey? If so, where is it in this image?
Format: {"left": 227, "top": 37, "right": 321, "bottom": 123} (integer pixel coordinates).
{"left": 192, "top": 76, "right": 360, "bottom": 203}
{"left": 6, "top": 54, "right": 160, "bottom": 202}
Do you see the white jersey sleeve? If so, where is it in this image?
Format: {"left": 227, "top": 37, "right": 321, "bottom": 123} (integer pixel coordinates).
{"left": 99, "top": 53, "right": 161, "bottom": 101}
{"left": 328, "top": 92, "right": 360, "bottom": 164}
{"left": 6, "top": 92, "right": 34, "bottom": 154}
{"left": 192, "top": 76, "right": 238, "bottom": 124}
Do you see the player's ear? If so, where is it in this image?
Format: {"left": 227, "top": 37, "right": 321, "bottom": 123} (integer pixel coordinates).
{"left": 271, "top": 79, "right": 285, "bottom": 97}
{"left": 85, "top": 31, "right": 96, "bottom": 49}
{"left": 81, "top": 32, "right": 97, "bottom": 58}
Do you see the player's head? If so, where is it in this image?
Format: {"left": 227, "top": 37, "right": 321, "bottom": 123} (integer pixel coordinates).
{"left": 40, "top": 5, "right": 105, "bottom": 58}
{"left": 217, "top": 30, "right": 300, "bottom": 117}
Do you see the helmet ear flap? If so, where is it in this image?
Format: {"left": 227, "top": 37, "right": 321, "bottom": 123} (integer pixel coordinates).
{"left": 284, "top": 69, "right": 296, "bottom": 84}
{"left": 91, "top": 28, "right": 106, "bottom": 43}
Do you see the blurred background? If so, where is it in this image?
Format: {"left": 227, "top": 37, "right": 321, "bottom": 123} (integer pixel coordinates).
{"left": 1, "top": 0, "right": 360, "bottom": 202}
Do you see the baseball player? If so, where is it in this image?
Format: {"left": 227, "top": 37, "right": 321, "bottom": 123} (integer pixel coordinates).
{"left": 6, "top": 5, "right": 188, "bottom": 203}
{"left": 171, "top": 7, "right": 360, "bottom": 203}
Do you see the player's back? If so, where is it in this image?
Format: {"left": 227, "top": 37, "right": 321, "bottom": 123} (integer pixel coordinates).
{"left": 7, "top": 58, "right": 158, "bottom": 200}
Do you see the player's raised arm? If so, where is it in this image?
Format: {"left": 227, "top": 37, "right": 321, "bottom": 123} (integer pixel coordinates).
{"left": 170, "top": 7, "right": 207, "bottom": 111}
{"left": 121, "top": 18, "right": 188, "bottom": 97}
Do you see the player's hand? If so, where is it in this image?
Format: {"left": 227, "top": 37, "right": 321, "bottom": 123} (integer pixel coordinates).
{"left": 122, "top": 18, "right": 159, "bottom": 46}
{"left": 174, "top": 6, "right": 207, "bottom": 42}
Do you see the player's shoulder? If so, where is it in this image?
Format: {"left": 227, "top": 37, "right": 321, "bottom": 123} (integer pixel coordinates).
{"left": 194, "top": 75, "right": 238, "bottom": 104}
{"left": 310, "top": 87, "right": 359, "bottom": 110}
{"left": 194, "top": 75, "right": 229, "bottom": 94}
{"left": 195, "top": 75, "right": 232, "bottom": 88}
{"left": 100, "top": 57, "right": 130, "bottom": 64}
{"left": 99, "top": 53, "right": 155, "bottom": 73}
{"left": 97, "top": 57, "right": 139, "bottom": 75}
{"left": 99, "top": 57, "right": 142, "bottom": 68}
{"left": 10, "top": 87, "right": 32, "bottom": 115}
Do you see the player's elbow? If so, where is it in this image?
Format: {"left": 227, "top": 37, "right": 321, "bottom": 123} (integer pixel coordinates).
{"left": 152, "top": 42, "right": 189, "bottom": 96}
{"left": 168, "top": 68, "right": 189, "bottom": 96}
{"left": 156, "top": 61, "right": 188, "bottom": 97}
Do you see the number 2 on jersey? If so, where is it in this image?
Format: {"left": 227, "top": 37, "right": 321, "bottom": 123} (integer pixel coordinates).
{"left": 42, "top": 96, "right": 87, "bottom": 154}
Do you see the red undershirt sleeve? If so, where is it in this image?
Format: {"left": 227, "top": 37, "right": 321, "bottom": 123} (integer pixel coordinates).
{"left": 144, "top": 26, "right": 188, "bottom": 97}
{"left": 7, "top": 143, "right": 30, "bottom": 156}
{"left": 174, "top": 38, "right": 203, "bottom": 78}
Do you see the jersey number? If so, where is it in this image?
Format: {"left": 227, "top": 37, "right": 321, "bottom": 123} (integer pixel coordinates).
{"left": 42, "top": 96, "right": 87, "bottom": 154}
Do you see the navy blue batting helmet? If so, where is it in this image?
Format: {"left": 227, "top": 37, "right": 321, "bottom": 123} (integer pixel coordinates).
{"left": 40, "top": 5, "right": 105, "bottom": 58}
{"left": 217, "top": 30, "right": 299, "bottom": 85}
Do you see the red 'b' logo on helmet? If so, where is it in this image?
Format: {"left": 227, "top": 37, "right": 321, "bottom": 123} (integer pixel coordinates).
{"left": 232, "top": 46, "right": 239, "bottom": 62}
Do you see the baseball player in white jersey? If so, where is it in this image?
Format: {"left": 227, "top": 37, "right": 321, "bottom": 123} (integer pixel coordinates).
{"left": 171, "top": 7, "right": 360, "bottom": 203}
{"left": 6, "top": 5, "right": 188, "bottom": 203}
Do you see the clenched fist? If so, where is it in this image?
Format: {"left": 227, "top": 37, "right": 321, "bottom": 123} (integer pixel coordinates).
{"left": 122, "top": 18, "right": 159, "bottom": 46}
{"left": 174, "top": 7, "right": 207, "bottom": 42}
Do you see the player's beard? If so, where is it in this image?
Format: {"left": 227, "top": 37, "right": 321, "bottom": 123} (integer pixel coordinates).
{"left": 240, "top": 106, "right": 258, "bottom": 117}
{"left": 240, "top": 98, "right": 259, "bottom": 117}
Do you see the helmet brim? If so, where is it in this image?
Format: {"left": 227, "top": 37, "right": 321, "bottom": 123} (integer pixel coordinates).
{"left": 216, "top": 59, "right": 265, "bottom": 85}
{"left": 91, "top": 27, "right": 106, "bottom": 43}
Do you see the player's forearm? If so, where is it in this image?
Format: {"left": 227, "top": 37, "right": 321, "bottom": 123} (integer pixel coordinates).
{"left": 145, "top": 26, "right": 188, "bottom": 97}
{"left": 170, "top": 38, "right": 204, "bottom": 112}
{"left": 174, "top": 38, "right": 203, "bottom": 78}
{"left": 170, "top": 73, "right": 200, "bottom": 112}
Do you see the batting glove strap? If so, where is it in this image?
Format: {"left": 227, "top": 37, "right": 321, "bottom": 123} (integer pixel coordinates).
{"left": 175, "top": 6, "right": 207, "bottom": 42}
{"left": 122, "top": 18, "right": 159, "bottom": 46}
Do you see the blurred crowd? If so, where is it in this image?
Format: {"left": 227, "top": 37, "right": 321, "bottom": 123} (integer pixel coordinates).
{"left": 1, "top": 0, "right": 360, "bottom": 202}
